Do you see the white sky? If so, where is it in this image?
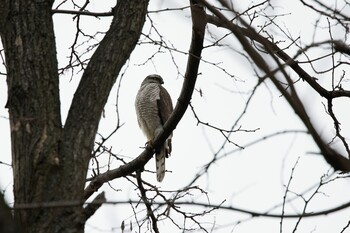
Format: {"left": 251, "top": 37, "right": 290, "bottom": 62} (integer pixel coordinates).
{"left": 1, "top": 0, "right": 350, "bottom": 232}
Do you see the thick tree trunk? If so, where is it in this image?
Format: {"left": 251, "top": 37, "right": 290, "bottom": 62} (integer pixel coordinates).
{"left": 0, "top": 0, "right": 149, "bottom": 232}
{"left": 1, "top": 0, "right": 63, "bottom": 232}
{"left": 0, "top": 193, "right": 18, "bottom": 233}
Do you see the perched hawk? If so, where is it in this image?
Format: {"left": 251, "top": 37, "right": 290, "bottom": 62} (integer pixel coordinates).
{"left": 135, "top": 74, "right": 174, "bottom": 182}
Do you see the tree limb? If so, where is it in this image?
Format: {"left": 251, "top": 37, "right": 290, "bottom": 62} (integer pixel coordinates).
{"left": 83, "top": 192, "right": 106, "bottom": 221}
{"left": 12, "top": 198, "right": 350, "bottom": 219}
{"left": 206, "top": 15, "right": 350, "bottom": 99}
{"left": 201, "top": 0, "right": 350, "bottom": 171}
{"left": 83, "top": 0, "right": 207, "bottom": 200}
{"left": 51, "top": 9, "right": 113, "bottom": 17}
{"left": 60, "top": 0, "right": 149, "bottom": 199}
{"left": 136, "top": 171, "right": 159, "bottom": 233}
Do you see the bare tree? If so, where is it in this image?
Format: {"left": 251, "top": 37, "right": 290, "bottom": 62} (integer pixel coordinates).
{"left": 0, "top": 0, "right": 150, "bottom": 232}
{"left": 1, "top": 0, "right": 350, "bottom": 232}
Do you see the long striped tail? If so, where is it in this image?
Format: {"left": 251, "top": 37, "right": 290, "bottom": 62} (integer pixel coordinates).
{"left": 155, "top": 146, "right": 166, "bottom": 182}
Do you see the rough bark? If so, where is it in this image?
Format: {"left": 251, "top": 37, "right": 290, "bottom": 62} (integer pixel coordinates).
{"left": 0, "top": 0, "right": 149, "bottom": 232}
{"left": 1, "top": 0, "right": 62, "bottom": 231}
{"left": 0, "top": 193, "right": 18, "bottom": 233}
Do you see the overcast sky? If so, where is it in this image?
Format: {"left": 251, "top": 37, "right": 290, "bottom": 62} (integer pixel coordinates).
{"left": 1, "top": 0, "right": 350, "bottom": 232}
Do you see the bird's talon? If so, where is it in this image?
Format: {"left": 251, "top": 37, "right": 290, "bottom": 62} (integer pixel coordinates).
{"left": 145, "top": 140, "right": 153, "bottom": 147}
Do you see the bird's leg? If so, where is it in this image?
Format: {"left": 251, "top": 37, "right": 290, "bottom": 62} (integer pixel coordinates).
{"left": 165, "top": 138, "right": 172, "bottom": 158}
{"left": 152, "top": 127, "right": 165, "bottom": 154}
{"left": 154, "top": 127, "right": 164, "bottom": 139}
{"left": 145, "top": 139, "right": 153, "bottom": 148}
{"left": 145, "top": 140, "right": 159, "bottom": 153}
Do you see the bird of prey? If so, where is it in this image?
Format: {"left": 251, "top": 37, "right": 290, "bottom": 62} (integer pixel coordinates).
{"left": 135, "top": 74, "right": 174, "bottom": 182}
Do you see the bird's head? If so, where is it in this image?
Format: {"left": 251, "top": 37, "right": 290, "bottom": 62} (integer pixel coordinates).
{"left": 142, "top": 74, "right": 164, "bottom": 85}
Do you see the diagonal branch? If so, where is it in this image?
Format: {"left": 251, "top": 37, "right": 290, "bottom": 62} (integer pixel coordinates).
{"left": 206, "top": 15, "right": 350, "bottom": 99}
{"left": 83, "top": 0, "right": 207, "bottom": 200}
{"left": 59, "top": 0, "right": 150, "bottom": 198}
{"left": 201, "top": 0, "right": 350, "bottom": 171}
{"left": 136, "top": 171, "right": 159, "bottom": 233}
{"left": 83, "top": 191, "right": 106, "bottom": 221}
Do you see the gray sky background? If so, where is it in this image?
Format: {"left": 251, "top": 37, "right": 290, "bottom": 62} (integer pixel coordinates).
{"left": 1, "top": 0, "right": 350, "bottom": 232}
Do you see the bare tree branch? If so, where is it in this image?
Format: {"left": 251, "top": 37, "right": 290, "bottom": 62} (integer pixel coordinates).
{"left": 201, "top": 0, "right": 350, "bottom": 171}
{"left": 136, "top": 171, "right": 159, "bottom": 233}
{"left": 11, "top": 198, "right": 350, "bottom": 219}
{"left": 83, "top": 0, "right": 207, "bottom": 200}
{"left": 206, "top": 15, "right": 350, "bottom": 99}
{"left": 83, "top": 191, "right": 106, "bottom": 221}
{"left": 52, "top": 9, "right": 113, "bottom": 17}
{"left": 49, "top": 5, "right": 150, "bottom": 225}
